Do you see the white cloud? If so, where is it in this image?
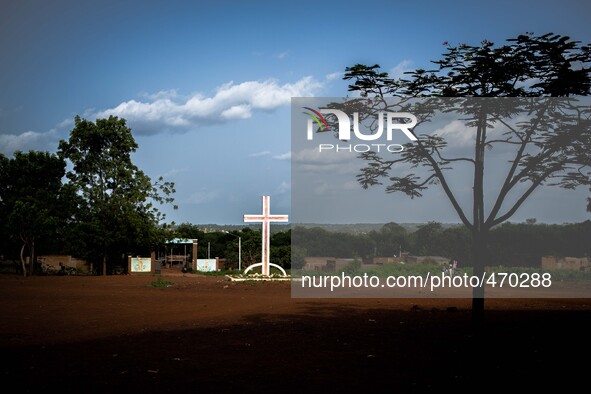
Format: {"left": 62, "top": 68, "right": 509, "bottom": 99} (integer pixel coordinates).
{"left": 273, "top": 151, "right": 291, "bottom": 160}
{"left": 94, "top": 77, "right": 322, "bottom": 135}
{"left": 57, "top": 117, "right": 74, "bottom": 130}
{"left": 431, "top": 120, "right": 474, "bottom": 148}
{"left": 390, "top": 59, "right": 413, "bottom": 79}
{"left": 141, "top": 89, "right": 179, "bottom": 100}
{"left": 0, "top": 130, "right": 59, "bottom": 155}
{"left": 221, "top": 104, "right": 252, "bottom": 119}
{"left": 292, "top": 147, "right": 361, "bottom": 176}
{"left": 429, "top": 118, "right": 516, "bottom": 151}
{"left": 326, "top": 71, "right": 342, "bottom": 81}
{"left": 249, "top": 150, "right": 271, "bottom": 157}
{"left": 275, "top": 51, "right": 289, "bottom": 59}
{"left": 276, "top": 181, "right": 290, "bottom": 194}
{"left": 160, "top": 168, "right": 187, "bottom": 178}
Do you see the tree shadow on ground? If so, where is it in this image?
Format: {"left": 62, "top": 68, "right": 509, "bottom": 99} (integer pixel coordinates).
{"left": 2, "top": 302, "right": 590, "bottom": 393}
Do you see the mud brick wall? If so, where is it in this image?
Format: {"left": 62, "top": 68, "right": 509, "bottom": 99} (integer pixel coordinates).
{"left": 541, "top": 256, "right": 591, "bottom": 271}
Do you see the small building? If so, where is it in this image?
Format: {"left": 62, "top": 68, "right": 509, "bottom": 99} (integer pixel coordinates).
{"left": 163, "top": 238, "right": 198, "bottom": 270}
{"left": 403, "top": 255, "right": 449, "bottom": 266}
{"left": 37, "top": 255, "right": 87, "bottom": 273}
{"left": 541, "top": 256, "right": 591, "bottom": 271}
{"left": 373, "top": 256, "right": 404, "bottom": 265}
{"left": 303, "top": 257, "right": 356, "bottom": 272}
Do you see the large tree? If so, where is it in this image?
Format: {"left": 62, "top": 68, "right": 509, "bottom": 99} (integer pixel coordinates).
{"left": 340, "top": 32, "right": 591, "bottom": 322}
{"left": 0, "top": 151, "right": 75, "bottom": 276}
{"left": 58, "top": 115, "right": 176, "bottom": 275}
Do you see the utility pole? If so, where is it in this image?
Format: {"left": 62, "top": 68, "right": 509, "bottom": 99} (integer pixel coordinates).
{"left": 238, "top": 236, "right": 241, "bottom": 271}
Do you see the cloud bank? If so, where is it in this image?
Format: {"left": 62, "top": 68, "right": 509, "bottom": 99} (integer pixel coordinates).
{"left": 95, "top": 76, "right": 322, "bottom": 135}
{"left": 0, "top": 130, "right": 59, "bottom": 155}
{"left": 0, "top": 76, "right": 322, "bottom": 155}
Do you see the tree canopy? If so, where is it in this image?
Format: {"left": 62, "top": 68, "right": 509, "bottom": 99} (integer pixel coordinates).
{"left": 339, "top": 32, "right": 591, "bottom": 319}
{"left": 58, "top": 115, "right": 176, "bottom": 274}
{"left": 0, "top": 151, "right": 75, "bottom": 276}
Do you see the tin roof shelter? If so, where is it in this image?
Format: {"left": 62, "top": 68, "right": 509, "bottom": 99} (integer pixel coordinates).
{"left": 163, "top": 238, "right": 198, "bottom": 270}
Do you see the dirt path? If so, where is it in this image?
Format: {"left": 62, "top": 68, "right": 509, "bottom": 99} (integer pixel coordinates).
{"left": 1, "top": 273, "right": 590, "bottom": 392}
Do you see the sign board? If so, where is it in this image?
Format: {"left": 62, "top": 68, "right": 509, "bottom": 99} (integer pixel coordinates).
{"left": 196, "top": 259, "right": 217, "bottom": 272}
{"left": 130, "top": 257, "right": 152, "bottom": 273}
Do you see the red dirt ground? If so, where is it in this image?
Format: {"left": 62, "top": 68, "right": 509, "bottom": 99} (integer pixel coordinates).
{"left": 1, "top": 271, "right": 590, "bottom": 393}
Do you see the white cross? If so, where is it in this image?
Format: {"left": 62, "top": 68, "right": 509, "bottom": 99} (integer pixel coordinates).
{"left": 244, "top": 195, "right": 289, "bottom": 276}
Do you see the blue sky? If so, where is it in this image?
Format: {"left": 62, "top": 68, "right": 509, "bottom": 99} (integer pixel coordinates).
{"left": 1, "top": 0, "right": 590, "bottom": 225}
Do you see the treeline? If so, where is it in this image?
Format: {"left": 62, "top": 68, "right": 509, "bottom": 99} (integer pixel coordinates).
{"left": 1, "top": 128, "right": 587, "bottom": 275}
{"left": 292, "top": 220, "right": 591, "bottom": 268}
{"left": 0, "top": 116, "right": 176, "bottom": 276}
{"left": 172, "top": 223, "right": 291, "bottom": 270}
{"left": 0, "top": 116, "right": 298, "bottom": 276}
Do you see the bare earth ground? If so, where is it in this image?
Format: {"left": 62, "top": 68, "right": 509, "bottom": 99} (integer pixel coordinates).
{"left": 1, "top": 270, "right": 590, "bottom": 393}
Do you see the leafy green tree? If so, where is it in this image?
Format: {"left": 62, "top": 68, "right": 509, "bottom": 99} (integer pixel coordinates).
{"left": 290, "top": 244, "right": 307, "bottom": 270}
{"left": 221, "top": 230, "right": 243, "bottom": 269}
{"left": 292, "top": 226, "right": 375, "bottom": 260}
{"left": 271, "top": 229, "right": 291, "bottom": 247}
{"left": 58, "top": 115, "right": 176, "bottom": 275}
{"left": 175, "top": 222, "right": 205, "bottom": 240}
{"left": 270, "top": 229, "right": 292, "bottom": 269}
{"left": 436, "top": 226, "right": 471, "bottom": 264}
{"left": 341, "top": 32, "right": 591, "bottom": 321}
{"left": 411, "top": 221, "right": 444, "bottom": 256}
{"left": 197, "top": 231, "right": 226, "bottom": 259}
{"left": 487, "top": 220, "right": 591, "bottom": 266}
{"left": 368, "top": 223, "right": 407, "bottom": 258}
{"left": 239, "top": 228, "right": 262, "bottom": 268}
{"left": 0, "top": 154, "right": 13, "bottom": 259}
{"left": 270, "top": 244, "right": 291, "bottom": 269}
{"left": 0, "top": 151, "right": 75, "bottom": 276}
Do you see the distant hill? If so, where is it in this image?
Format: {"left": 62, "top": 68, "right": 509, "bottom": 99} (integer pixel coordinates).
{"left": 189, "top": 222, "right": 463, "bottom": 234}
{"left": 189, "top": 223, "right": 290, "bottom": 234}
{"left": 290, "top": 223, "right": 462, "bottom": 234}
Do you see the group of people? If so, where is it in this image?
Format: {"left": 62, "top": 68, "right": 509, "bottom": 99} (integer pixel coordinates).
{"left": 442, "top": 258, "right": 459, "bottom": 277}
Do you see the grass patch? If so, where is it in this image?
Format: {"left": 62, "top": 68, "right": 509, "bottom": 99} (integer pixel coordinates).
{"left": 200, "top": 268, "right": 291, "bottom": 277}
{"left": 369, "top": 262, "right": 443, "bottom": 277}
{"left": 197, "top": 269, "right": 240, "bottom": 276}
{"left": 149, "top": 275, "right": 174, "bottom": 288}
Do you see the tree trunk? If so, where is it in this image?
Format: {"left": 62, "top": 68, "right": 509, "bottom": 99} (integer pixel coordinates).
{"left": 102, "top": 254, "right": 107, "bottom": 276}
{"left": 29, "top": 239, "right": 35, "bottom": 276}
{"left": 19, "top": 242, "right": 27, "bottom": 278}
{"left": 472, "top": 110, "right": 487, "bottom": 327}
{"left": 471, "top": 230, "right": 488, "bottom": 326}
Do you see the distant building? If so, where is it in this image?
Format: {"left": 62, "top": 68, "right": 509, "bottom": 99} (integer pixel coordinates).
{"left": 541, "top": 256, "right": 591, "bottom": 271}
{"left": 303, "top": 254, "right": 450, "bottom": 272}
{"left": 303, "top": 257, "right": 356, "bottom": 272}
{"left": 402, "top": 255, "right": 449, "bottom": 266}
{"left": 37, "top": 255, "right": 87, "bottom": 273}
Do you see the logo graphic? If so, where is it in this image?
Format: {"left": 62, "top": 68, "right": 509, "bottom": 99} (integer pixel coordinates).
{"left": 303, "top": 107, "right": 329, "bottom": 131}
{"left": 303, "top": 107, "right": 418, "bottom": 142}
{"left": 302, "top": 106, "right": 418, "bottom": 153}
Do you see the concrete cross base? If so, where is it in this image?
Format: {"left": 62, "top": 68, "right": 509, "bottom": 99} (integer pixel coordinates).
{"left": 225, "top": 274, "right": 291, "bottom": 282}
{"left": 243, "top": 262, "right": 287, "bottom": 277}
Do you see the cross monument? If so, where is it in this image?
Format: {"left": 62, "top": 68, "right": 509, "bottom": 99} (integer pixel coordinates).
{"left": 243, "top": 195, "right": 289, "bottom": 276}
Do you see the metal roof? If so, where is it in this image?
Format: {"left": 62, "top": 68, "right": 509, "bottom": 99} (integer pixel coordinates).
{"left": 166, "top": 238, "right": 197, "bottom": 244}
